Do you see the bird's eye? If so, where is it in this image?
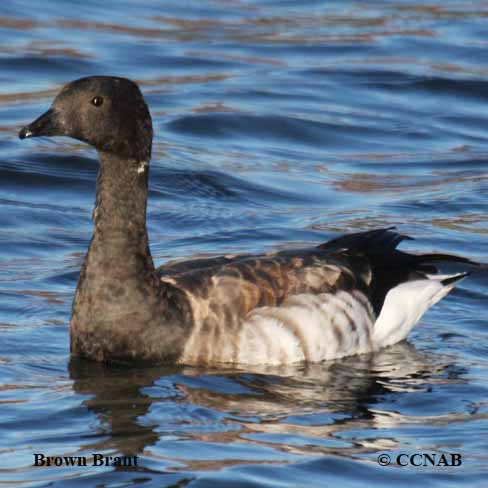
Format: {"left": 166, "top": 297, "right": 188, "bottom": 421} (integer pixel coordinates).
{"left": 91, "top": 96, "right": 104, "bottom": 107}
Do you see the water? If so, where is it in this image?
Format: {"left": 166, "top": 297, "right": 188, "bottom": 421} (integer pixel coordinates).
{"left": 0, "top": 0, "right": 487, "bottom": 486}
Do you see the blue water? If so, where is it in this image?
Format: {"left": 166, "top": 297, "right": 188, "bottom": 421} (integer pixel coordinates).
{"left": 0, "top": 1, "right": 487, "bottom": 487}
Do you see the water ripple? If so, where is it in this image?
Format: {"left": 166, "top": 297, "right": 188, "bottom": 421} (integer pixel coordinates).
{"left": 0, "top": 1, "right": 487, "bottom": 487}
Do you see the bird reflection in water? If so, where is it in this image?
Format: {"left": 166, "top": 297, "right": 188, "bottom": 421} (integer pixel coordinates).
{"left": 68, "top": 342, "right": 466, "bottom": 472}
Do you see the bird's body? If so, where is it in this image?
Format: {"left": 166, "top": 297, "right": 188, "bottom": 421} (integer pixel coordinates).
{"left": 162, "top": 250, "right": 376, "bottom": 366}
{"left": 154, "top": 230, "right": 470, "bottom": 365}
{"left": 19, "top": 76, "right": 479, "bottom": 366}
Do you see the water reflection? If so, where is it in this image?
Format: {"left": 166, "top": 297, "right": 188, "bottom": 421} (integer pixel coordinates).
{"left": 68, "top": 360, "right": 180, "bottom": 458}
{"left": 68, "top": 342, "right": 463, "bottom": 469}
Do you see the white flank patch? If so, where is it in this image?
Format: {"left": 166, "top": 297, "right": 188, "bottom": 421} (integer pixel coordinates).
{"left": 236, "top": 315, "right": 305, "bottom": 365}
{"left": 235, "top": 290, "right": 375, "bottom": 365}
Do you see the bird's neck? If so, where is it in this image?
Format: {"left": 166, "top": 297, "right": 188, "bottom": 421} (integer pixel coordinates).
{"left": 71, "top": 151, "right": 193, "bottom": 363}
{"left": 73, "top": 151, "right": 156, "bottom": 324}
{"left": 90, "top": 151, "right": 154, "bottom": 275}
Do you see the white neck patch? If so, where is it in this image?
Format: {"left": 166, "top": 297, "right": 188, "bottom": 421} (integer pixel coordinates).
{"left": 137, "top": 161, "right": 148, "bottom": 175}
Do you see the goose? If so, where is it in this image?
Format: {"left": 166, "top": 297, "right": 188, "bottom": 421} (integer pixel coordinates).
{"left": 19, "top": 76, "right": 479, "bottom": 365}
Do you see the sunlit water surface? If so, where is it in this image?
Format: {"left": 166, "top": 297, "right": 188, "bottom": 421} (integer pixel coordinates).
{"left": 0, "top": 1, "right": 487, "bottom": 487}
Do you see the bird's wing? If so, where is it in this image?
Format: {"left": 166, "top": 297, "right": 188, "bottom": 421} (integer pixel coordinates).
{"left": 156, "top": 228, "right": 410, "bottom": 316}
{"left": 159, "top": 244, "right": 373, "bottom": 322}
{"left": 158, "top": 253, "right": 252, "bottom": 276}
{"left": 157, "top": 226, "right": 479, "bottom": 323}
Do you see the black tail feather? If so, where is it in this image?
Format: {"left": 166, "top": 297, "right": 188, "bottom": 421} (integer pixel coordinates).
{"left": 319, "top": 228, "right": 482, "bottom": 269}
{"left": 414, "top": 253, "right": 482, "bottom": 267}
{"left": 320, "top": 227, "right": 482, "bottom": 316}
{"left": 441, "top": 272, "right": 470, "bottom": 286}
{"left": 318, "top": 227, "right": 412, "bottom": 254}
